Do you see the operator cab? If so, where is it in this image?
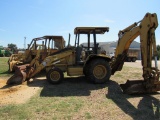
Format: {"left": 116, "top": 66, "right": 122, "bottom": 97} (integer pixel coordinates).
{"left": 28, "top": 36, "right": 65, "bottom": 50}
{"left": 74, "top": 27, "right": 109, "bottom": 64}
{"left": 27, "top": 36, "right": 65, "bottom": 60}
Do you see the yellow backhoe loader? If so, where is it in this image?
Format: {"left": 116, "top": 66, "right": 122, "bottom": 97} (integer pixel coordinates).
{"left": 7, "top": 27, "right": 111, "bottom": 85}
{"left": 8, "top": 36, "right": 65, "bottom": 72}
{"left": 7, "top": 13, "right": 160, "bottom": 94}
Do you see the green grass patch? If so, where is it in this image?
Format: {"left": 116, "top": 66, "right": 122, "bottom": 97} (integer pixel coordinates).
{"left": 85, "top": 112, "right": 92, "bottom": 119}
{"left": 0, "top": 104, "right": 31, "bottom": 120}
{"left": 0, "top": 57, "right": 12, "bottom": 77}
{"left": 0, "top": 57, "right": 9, "bottom": 73}
{"left": 0, "top": 59, "right": 159, "bottom": 120}
{"left": 0, "top": 93, "right": 85, "bottom": 120}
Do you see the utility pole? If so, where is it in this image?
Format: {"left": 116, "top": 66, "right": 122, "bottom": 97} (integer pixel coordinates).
{"left": 24, "top": 37, "right": 26, "bottom": 49}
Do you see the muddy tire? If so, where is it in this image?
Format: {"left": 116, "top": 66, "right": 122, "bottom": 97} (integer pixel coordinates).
{"left": 46, "top": 68, "right": 64, "bottom": 84}
{"left": 85, "top": 59, "right": 111, "bottom": 83}
{"left": 127, "top": 57, "right": 131, "bottom": 62}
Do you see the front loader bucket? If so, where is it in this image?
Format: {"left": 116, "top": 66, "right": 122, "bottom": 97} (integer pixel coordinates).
{"left": 120, "top": 80, "right": 160, "bottom": 94}
{"left": 6, "top": 64, "right": 29, "bottom": 85}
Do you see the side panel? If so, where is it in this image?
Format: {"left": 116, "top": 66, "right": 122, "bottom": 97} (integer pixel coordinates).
{"left": 67, "top": 66, "right": 83, "bottom": 76}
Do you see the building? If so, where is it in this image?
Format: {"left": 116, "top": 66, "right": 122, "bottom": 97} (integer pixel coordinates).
{"left": 81, "top": 41, "right": 141, "bottom": 60}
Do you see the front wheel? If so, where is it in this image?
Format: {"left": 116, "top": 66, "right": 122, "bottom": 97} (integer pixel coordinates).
{"left": 85, "top": 59, "right": 111, "bottom": 83}
{"left": 46, "top": 68, "right": 64, "bottom": 84}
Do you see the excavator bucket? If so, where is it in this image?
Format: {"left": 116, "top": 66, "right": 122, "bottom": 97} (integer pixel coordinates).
{"left": 120, "top": 67, "right": 160, "bottom": 94}
{"left": 6, "top": 64, "right": 29, "bottom": 85}
{"left": 120, "top": 80, "right": 160, "bottom": 94}
{"left": 120, "top": 80, "right": 147, "bottom": 94}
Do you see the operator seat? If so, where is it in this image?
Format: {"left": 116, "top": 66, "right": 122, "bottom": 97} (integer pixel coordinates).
{"left": 75, "top": 46, "right": 84, "bottom": 65}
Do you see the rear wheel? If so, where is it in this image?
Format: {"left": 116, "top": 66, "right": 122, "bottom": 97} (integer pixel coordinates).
{"left": 46, "top": 68, "right": 64, "bottom": 84}
{"left": 127, "top": 57, "right": 131, "bottom": 62}
{"left": 85, "top": 59, "right": 111, "bottom": 83}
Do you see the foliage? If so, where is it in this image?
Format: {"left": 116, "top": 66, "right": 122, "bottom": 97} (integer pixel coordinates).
{"left": 8, "top": 43, "right": 17, "bottom": 53}
{"left": 157, "top": 45, "right": 160, "bottom": 51}
{"left": 157, "top": 45, "right": 160, "bottom": 60}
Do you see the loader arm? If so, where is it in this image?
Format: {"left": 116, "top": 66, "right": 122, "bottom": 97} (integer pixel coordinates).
{"left": 26, "top": 49, "right": 74, "bottom": 79}
{"left": 111, "top": 13, "right": 160, "bottom": 94}
{"left": 7, "top": 48, "right": 74, "bottom": 85}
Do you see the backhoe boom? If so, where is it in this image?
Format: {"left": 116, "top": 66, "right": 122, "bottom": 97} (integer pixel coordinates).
{"left": 111, "top": 13, "right": 160, "bottom": 94}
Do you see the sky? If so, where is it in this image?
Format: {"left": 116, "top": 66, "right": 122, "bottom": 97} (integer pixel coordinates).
{"left": 0, "top": 0, "right": 160, "bottom": 48}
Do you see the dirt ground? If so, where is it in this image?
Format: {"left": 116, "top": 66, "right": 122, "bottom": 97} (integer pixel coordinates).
{"left": 0, "top": 77, "right": 46, "bottom": 105}
{"left": 0, "top": 60, "right": 159, "bottom": 105}
{"left": 124, "top": 60, "right": 160, "bottom": 68}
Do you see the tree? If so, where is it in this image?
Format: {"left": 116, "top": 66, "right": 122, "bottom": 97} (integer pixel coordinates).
{"left": 157, "top": 45, "right": 160, "bottom": 51}
{"left": 157, "top": 45, "right": 160, "bottom": 60}
{"left": 8, "top": 43, "right": 17, "bottom": 53}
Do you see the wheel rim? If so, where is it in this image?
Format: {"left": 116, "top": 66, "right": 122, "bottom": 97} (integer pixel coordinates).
{"left": 93, "top": 65, "right": 107, "bottom": 79}
{"left": 50, "top": 71, "right": 60, "bottom": 81}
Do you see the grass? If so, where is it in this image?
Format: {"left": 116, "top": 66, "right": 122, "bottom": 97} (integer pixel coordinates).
{"left": 0, "top": 58, "right": 159, "bottom": 120}
{"left": 0, "top": 57, "right": 9, "bottom": 73}
{"left": 0, "top": 57, "right": 13, "bottom": 78}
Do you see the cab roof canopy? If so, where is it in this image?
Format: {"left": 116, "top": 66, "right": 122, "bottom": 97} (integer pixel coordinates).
{"left": 74, "top": 27, "right": 109, "bottom": 34}
{"left": 33, "top": 36, "right": 65, "bottom": 41}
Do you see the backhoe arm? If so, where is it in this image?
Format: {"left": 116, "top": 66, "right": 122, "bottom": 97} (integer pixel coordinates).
{"left": 111, "top": 13, "right": 158, "bottom": 75}
{"left": 111, "top": 25, "right": 140, "bottom": 74}
{"left": 111, "top": 13, "right": 160, "bottom": 94}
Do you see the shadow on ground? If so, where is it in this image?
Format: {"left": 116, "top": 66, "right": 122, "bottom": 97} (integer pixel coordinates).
{"left": 27, "top": 76, "right": 108, "bottom": 97}
{"left": 106, "top": 80, "right": 160, "bottom": 120}
{"left": 0, "top": 70, "right": 13, "bottom": 77}
{"left": 0, "top": 71, "right": 10, "bottom": 74}
{"left": 1, "top": 76, "right": 159, "bottom": 120}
